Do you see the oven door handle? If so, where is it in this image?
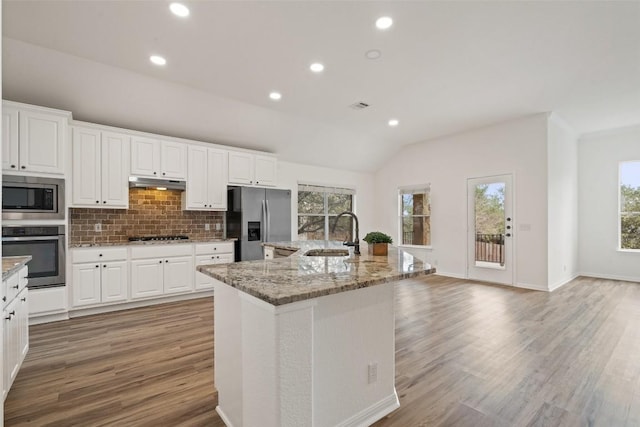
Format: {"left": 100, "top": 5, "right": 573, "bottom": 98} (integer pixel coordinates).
{"left": 2, "top": 236, "right": 64, "bottom": 242}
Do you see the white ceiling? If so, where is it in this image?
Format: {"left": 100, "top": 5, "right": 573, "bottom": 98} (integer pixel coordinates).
{"left": 3, "top": 1, "right": 640, "bottom": 172}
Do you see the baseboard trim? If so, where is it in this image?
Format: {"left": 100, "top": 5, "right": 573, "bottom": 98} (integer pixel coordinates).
{"left": 514, "top": 282, "right": 549, "bottom": 292}
{"left": 69, "top": 291, "right": 214, "bottom": 318}
{"left": 216, "top": 406, "right": 235, "bottom": 427}
{"left": 29, "top": 312, "right": 70, "bottom": 325}
{"left": 434, "top": 272, "right": 466, "bottom": 279}
{"left": 335, "top": 390, "right": 400, "bottom": 427}
{"left": 579, "top": 272, "right": 640, "bottom": 283}
{"left": 548, "top": 274, "right": 579, "bottom": 292}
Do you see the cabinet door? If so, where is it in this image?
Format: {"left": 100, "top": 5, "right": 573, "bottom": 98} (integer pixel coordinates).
{"left": 161, "top": 141, "right": 187, "bottom": 179}
{"left": 72, "top": 263, "right": 102, "bottom": 307}
{"left": 4, "top": 298, "right": 20, "bottom": 394}
{"left": 130, "top": 259, "right": 164, "bottom": 299}
{"left": 195, "top": 255, "right": 216, "bottom": 290}
{"left": 72, "top": 127, "right": 102, "bottom": 206}
{"left": 186, "top": 145, "right": 208, "bottom": 209}
{"left": 208, "top": 148, "right": 228, "bottom": 209}
{"left": 254, "top": 155, "right": 277, "bottom": 187}
{"left": 17, "top": 288, "right": 29, "bottom": 361}
{"left": 228, "top": 151, "right": 254, "bottom": 184}
{"left": 163, "top": 256, "right": 194, "bottom": 294}
{"left": 101, "top": 261, "right": 128, "bottom": 303}
{"left": 2, "top": 106, "right": 19, "bottom": 172}
{"left": 131, "top": 136, "right": 160, "bottom": 178}
{"left": 18, "top": 110, "right": 66, "bottom": 175}
{"left": 101, "top": 132, "right": 130, "bottom": 208}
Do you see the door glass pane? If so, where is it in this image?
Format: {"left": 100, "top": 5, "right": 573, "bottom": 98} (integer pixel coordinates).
{"left": 474, "top": 182, "right": 505, "bottom": 266}
{"left": 298, "top": 215, "right": 326, "bottom": 240}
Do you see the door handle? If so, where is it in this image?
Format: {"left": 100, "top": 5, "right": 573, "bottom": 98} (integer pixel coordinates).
{"left": 265, "top": 199, "right": 270, "bottom": 242}
{"left": 261, "top": 200, "right": 266, "bottom": 243}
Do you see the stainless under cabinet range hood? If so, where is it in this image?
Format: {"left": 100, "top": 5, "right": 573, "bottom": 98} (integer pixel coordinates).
{"left": 128, "top": 177, "right": 186, "bottom": 191}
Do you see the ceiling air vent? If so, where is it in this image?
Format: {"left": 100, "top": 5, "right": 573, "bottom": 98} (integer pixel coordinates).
{"left": 349, "top": 102, "right": 370, "bottom": 110}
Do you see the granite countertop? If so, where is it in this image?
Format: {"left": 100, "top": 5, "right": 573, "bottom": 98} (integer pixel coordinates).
{"left": 2, "top": 256, "right": 32, "bottom": 281}
{"left": 70, "top": 238, "right": 236, "bottom": 248}
{"left": 197, "top": 240, "right": 435, "bottom": 306}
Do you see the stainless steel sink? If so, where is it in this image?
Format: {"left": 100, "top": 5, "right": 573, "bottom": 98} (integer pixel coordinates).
{"left": 304, "top": 249, "right": 349, "bottom": 257}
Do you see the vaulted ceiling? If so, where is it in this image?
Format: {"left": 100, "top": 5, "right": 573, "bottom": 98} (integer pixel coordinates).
{"left": 3, "top": 1, "right": 639, "bottom": 172}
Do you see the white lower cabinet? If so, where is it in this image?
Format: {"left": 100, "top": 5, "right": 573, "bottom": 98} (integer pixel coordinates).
{"left": 195, "top": 242, "right": 235, "bottom": 290}
{"left": 163, "top": 256, "right": 194, "bottom": 294}
{"left": 129, "top": 244, "right": 194, "bottom": 300}
{"left": 130, "top": 259, "right": 164, "bottom": 299}
{"left": 3, "top": 266, "right": 29, "bottom": 403}
{"left": 72, "top": 248, "right": 128, "bottom": 307}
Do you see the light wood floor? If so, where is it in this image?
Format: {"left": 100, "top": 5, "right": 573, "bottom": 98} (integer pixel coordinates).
{"left": 6, "top": 275, "right": 640, "bottom": 426}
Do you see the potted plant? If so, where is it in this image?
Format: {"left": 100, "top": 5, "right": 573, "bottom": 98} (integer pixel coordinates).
{"left": 362, "top": 231, "right": 393, "bottom": 256}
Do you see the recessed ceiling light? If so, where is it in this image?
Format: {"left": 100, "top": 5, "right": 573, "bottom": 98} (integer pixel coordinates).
{"left": 365, "top": 49, "right": 382, "bottom": 60}
{"left": 150, "top": 55, "right": 167, "bottom": 66}
{"left": 376, "top": 16, "right": 393, "bottom": 30}
{"left": 269, "top": 92, "right": 282, "bottom": 101}
{"left": 310, "top": 63, "right": 324, "bottom": 73}
{"left": 388, "top": 119, "right": 399, "bottom": 127}
{"left": 169, "top": 3, "right": 190, "bottom": 17}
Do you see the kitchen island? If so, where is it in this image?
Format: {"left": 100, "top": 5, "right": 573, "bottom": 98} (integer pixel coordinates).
{"left": 198, "top": 241, "right": 434, "bottom": 427}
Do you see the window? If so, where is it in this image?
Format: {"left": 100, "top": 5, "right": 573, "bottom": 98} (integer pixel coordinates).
{"left": 620, "top": 161, "right": 640, "bottom": 250}
{"left": 399, "top": 185, "right": 431, "bottom": 246}
{"left": 298, "top": 184, "right": 355, "bottom": 241}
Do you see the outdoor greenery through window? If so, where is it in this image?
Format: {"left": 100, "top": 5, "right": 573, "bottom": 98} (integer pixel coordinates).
{"left": 298, "top": 184, "right": 355, "bottom": 241}
{"left": 620, "top": 161, "right": 640, "bottom": 250}
{"left": 399, "top": 186, "right": 431, "bottom": 246}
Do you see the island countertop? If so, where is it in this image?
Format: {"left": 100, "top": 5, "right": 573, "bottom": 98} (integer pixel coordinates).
{"left": 2, "top": 256, "right": 32, "bottom": 281}
{"left": 197, "top": 240, "right": 435, "bottom": 306}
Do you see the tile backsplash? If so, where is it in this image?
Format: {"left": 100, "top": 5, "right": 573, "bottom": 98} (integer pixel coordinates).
{"left": 70, "top": 188, "right": 225, "bottom": 245}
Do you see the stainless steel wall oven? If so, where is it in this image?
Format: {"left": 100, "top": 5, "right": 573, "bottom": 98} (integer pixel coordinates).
{"left": 2, "top": 225, "right": 66, "bottom": 288}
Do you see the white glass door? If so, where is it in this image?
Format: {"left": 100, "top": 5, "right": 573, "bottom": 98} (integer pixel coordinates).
{"left": 467, "top": 174, "right": 513, "bottom": 285}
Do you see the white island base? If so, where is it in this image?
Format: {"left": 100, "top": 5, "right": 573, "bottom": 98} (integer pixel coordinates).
{"left": 213, "top": 280, "right": 399, "bottom": 427}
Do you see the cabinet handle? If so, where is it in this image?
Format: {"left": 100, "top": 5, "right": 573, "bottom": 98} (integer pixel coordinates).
{"left": 5, "top": 315, "right": 11, "bottom": 321}
{"left": 103, "top": 265, "right": 107, "bottom": 268}
{"left": 103, "top": 201, "right": 107, "bottom": 204}
{"left": 162, "top": 172, "right": 166, "bottom": 176}
{"left": 10, "top": 164, "right": 15, "bottom": 168}
{"left": 159, "top": 260, "right": 163, "bottom": 264}
{"left": 21, "top": 165, "right": 26, "bottom": 169}
{"left": 153, "top": 171, "right": 157, "bottom": 175}
{"left": 21, "top": 297, "right": 26, "bottom": 302}
{"left": 96, "top": 200, "right": 100, "bottom": 204}
{"left": 165, "top": 260, "right": 169, "bottom": 263}
{"left": 95, "top": 265, "right": 99, "bottom": 268}
{"left": 9, "top": 310, "right": 15, "bottom": 316}
{"left": 2, "top": 296, "right": 6, "bottom": 302}
{"left": 99, "top": 254, "right": 103, "bottom": 257}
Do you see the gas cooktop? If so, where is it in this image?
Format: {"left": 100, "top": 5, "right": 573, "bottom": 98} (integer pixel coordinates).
{"left": 128, "top": 235, "right": 189, "bottom": 242}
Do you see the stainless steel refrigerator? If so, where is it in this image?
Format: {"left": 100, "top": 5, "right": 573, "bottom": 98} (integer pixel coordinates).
{"left": 227, "top": 186, "right": 292, "bottom": 261}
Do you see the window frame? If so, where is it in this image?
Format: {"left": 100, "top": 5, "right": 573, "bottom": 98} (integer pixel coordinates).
{"left": 398, "top": 184, "right": 432, "bottom": 248}
{"left": 619, "top": 160, "right": 640, "bottom": 252}
{"left": 297, "top": 183, "right": 356, "bottom": 241}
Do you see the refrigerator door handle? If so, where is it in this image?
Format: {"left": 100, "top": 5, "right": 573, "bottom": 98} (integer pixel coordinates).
{"left": 265, "top": 199, "right": 271, "bottom": 241}
{"left": 261, "top": 200, "right": 266, "bottom": 243}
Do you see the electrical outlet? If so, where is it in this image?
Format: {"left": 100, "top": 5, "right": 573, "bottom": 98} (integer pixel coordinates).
{"left": 205, "top": 224, "right": 210, "bottom": 231}
{"left": 368, "top": 362, "right": 378, "bottom": 384}
{"left": 94, "top": 223, "right": 102, "bottom": 232}
{"left": 215, "top": 223, "right": 222, "bottom": 231}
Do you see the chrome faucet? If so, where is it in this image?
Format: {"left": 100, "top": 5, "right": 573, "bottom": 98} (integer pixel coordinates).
{"left": 332, "top": 211, "right": 360, "bottom": 255}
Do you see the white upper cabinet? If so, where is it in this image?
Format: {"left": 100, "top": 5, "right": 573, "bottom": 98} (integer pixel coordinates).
{"left": 184, "top": 145, "right": 227, "bottom": 211}
{"left": 2, "top": 102, "right": 69, "bottom": 176}
{"left": 131, "top": 136, "right": 186, "bottom": 180}
{"left": 2, "top": 105, "right": 19, "bottom": 171}
{"left": 228, "top": 151, "right": 277, "bottom": 187}
{"left": 72, "top": 127, "right": 129, "bottom": 208}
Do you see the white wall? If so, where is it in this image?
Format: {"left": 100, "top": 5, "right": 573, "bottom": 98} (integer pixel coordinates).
{"left": 578, "top": 125, "right": 640, "bottom": 282}
{"left": 374, "top": 114, "right": 549, "bottom": 289}
{"left": 277, "top": 161, "right": 375, "bottom": 241}
{"left": 547, "top": 114, "right": 579, "bottom": 290}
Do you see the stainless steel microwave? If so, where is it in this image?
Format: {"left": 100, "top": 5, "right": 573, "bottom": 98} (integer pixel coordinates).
{"left": 2, "top": 175, "right": 65, "bottom": 220}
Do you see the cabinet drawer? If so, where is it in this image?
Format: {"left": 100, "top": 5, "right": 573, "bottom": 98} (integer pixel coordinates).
{"left": 5, "top": 273, "right": 20, "bottom": 307}
{"left": 72, "top": 247, "right": 128, "bottom": 263}
{"left": 130, "top": 243, "right": 192, "bottom": 259}
{"left": 18, "top": 266, "right": 28, "bottom": 292}
{"left": 196, "top": 253, "right": 234, "bottom": 265}
{"left": 195, "top": 242, "right": 234, "bottom": 255}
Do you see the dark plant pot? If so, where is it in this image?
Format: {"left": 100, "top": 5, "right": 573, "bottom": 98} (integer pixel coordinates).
{"left": 368, "top": 243, "right": 388, "bottom": 256}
